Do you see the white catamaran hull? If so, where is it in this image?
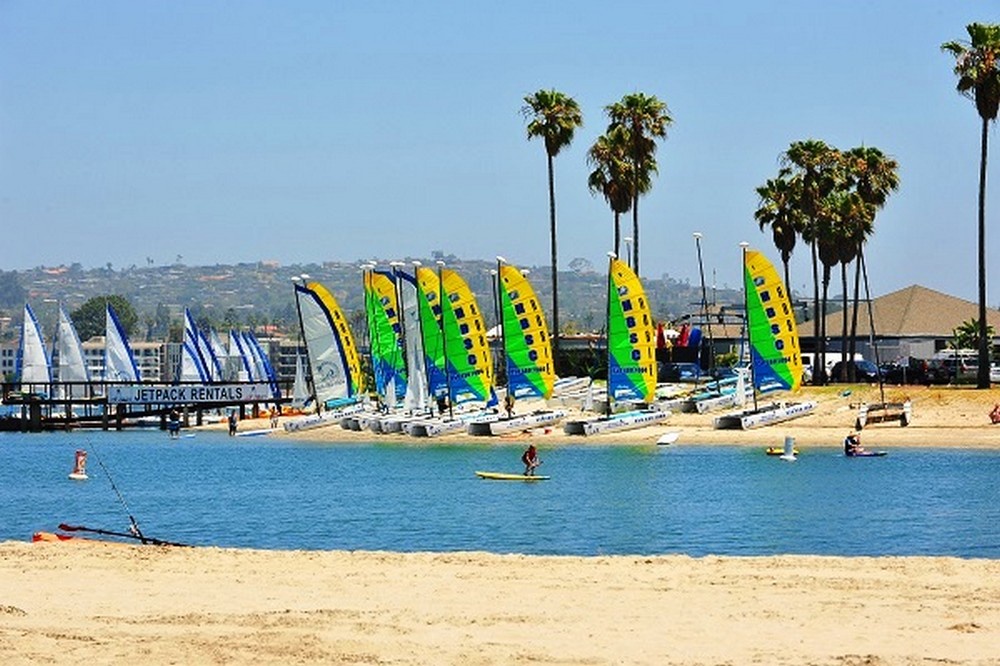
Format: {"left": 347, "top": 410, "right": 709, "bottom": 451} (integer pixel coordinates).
{"left": 283, "top": 403, "right": 365, "bottom": 432}
{"left": 712, "top": 400, "right": 817, "bottom": 430}
{"left": 408, "top": 412, "right": 499, "bottom": 437}
{"left": 563, "top": 409, "right": 670, "bottom": 436}
{"left": 467, "top": 409, "right": 567, "bottom": 436}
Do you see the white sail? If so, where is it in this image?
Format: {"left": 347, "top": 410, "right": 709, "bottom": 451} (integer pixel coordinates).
{"left": 293, "top": 281, "right": 362, "bottom": 408}
{"left": 104, "top": 304, "right": 141, "bottom": 382}
{"left": 18, "top": 303, "right": 52, "bottom": 387}
{"left": 398, "top": 270, "right": 429, "bottom": 413}
{"left": 291, "top": 353, "right": 309, "bottom": 409}
{"left": 55, "top": 304, "right": 90, "bottom": 399}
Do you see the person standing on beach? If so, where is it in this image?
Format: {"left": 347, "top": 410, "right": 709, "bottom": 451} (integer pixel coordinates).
{"left": 228, "top": 411, "right": 238, "bottom": 436}
{"left": 521, "top": 444, "right": 540, "bottom": 476}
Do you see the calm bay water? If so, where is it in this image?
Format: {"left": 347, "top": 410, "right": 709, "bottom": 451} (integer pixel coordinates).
{"left": 2, "top": 429, "right": 998, "bottom": 557}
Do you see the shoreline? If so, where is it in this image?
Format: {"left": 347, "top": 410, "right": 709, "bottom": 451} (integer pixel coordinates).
{"left": 213, "top": 384, "right": 1000, "bottom": 449}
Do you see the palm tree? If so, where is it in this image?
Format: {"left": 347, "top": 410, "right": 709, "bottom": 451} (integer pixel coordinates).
{"left": 605, "top": 93, "right": 672, "bottom": 273}
{"left": 522, "top": 89, "right": 583, "bottom": 370}
{"left": 587, "top": 126, "right": 634, "bottom": 256}
{"left": 942, "top": 23, "right": 1000, "bottom": 388}
{"left": 841, "top": 146, "right": 900, "bottom": 376}
{"left": 782, "top": 140, "right": 841, "bottom": 381}
{"left": 754, "top": 167, "right": 802, "bottom": 291}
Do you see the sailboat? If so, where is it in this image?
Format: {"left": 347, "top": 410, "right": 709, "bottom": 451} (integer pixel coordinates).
{"left": 374, "top": 264, "right": 432, "bottom": 433}
{"left": 16, "top": 303, "right": 52, "bottom": 396}
{"left": 284, "top": 280, "right": 364, "bottom": 432}
{"left": 348, "top": 266, "right": 409, "bottom": 432}
{"left": 178, "top": 309, "right": 212, "bottom": 383}
{"left": 468, "top": 258, "right": 566, "bottom": 435}
{"left": 290, "top": 353, "right": 310, "bottom": 410}
{"left": 713, "top": 245, "right": 816, "bottom": 429}
{"left": 406, "top": 262, "right": 498, "bottom": 437}
{"left": 563, "top": 255, "right": 670, "bottom": 436}
{"left": 54, "top": 304, "right": 91, "bottom": 401}
{"left": 104, "top": 304, "right": 141, "bottom": 382}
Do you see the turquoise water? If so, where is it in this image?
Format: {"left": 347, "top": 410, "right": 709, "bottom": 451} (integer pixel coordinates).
{"left": 2, "top": 430, "right": 998, "bottom": 557}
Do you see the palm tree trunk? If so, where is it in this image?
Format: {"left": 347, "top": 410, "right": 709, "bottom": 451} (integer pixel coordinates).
{"left": 977, "top": 116, "right": 990, "bottom": 388}
{"left": 841, "top": 263, "right": 850, "bottom": 381}
{"left": 821, "top": 264, "right": 831, "bottom": 383}
{"left": 810, "top": 240, "right": 822, "bottom": 382}
{"left": 632, "top": 196, "right": 640, "bottom": 273}
{"left": 548, "top": 152, "right": 560, "bottom": 374}
{"left": 613, "top": 211, "right": 621, "bottom": 257}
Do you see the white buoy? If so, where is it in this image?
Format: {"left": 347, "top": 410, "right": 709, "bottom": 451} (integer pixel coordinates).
{"left": 779, "top": 435, "right": 796, "bottom": 461}
{"left": 68, "top": 449, "right": 89, "bottom": 480}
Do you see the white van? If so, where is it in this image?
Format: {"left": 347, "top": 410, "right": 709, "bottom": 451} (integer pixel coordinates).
{"left": 801, "top": 352, "right": 863, "bottom": 384}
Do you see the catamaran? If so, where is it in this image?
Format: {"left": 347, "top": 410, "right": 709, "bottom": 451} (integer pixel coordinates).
{"left": 284, "top": 280, "right": 365, "bottom": 432}
{"left": 345, "top": 265, "right": 408, "bottom": 432}
{"left": 713, "top": 245, "right": 816, "bottom": 429}
{"left": 467, "top": 258, "right": 565, "bottom": 435}
{"left": 405, "top": 262, "right": 499, "bottom": 437}
{"left": 563, "top": 255, "right": 670, "bottom": 436}
{"left": 16, "top": 303, "right": 52, "bottom": 397}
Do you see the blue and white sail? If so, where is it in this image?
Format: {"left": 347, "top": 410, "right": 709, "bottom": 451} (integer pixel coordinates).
{"left": 179, "top": 309, "right": 212, "bottom": 383}
{"left": 104, "top": 304, "right": 141, "bottom": 382}
{"left": 245, "top": 331, "right": 281, "bottom": 399}
{"left": 54, "top": 304, "right": 91, "bottom": 399}
{"left": 17, "top": 303, "right": 52, "bottom": 388}
{"left": 228, "top": 330, "right": 252, "bottom": 381}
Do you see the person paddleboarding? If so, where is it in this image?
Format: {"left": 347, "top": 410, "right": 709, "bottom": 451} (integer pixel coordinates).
{"left": 521, "top": 444, "right": 541, "bottom": 476}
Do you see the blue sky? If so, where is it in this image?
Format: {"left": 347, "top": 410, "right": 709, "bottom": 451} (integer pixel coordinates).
{"left": 1, "top": 1, "right": 997, "bottom": 303}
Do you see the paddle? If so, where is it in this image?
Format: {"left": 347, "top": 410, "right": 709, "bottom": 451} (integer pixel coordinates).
{"left": 57, "top": 523, "right": 189, "bottom": 548}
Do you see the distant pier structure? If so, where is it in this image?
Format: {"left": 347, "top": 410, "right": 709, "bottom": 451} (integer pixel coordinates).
{"left": 1, "top": 379, "right": 290, "bottom": 432}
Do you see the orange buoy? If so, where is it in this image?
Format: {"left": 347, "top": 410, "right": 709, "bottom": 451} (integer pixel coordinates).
{"left": 68, "top": 449, "right": 88, "bottom": 481}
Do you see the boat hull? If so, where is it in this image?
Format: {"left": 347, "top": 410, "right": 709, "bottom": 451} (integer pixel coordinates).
{"left": 563, "top": 409, "right": 670, "bottom": 436}
{"left": 713, "top": 401, "right": 817, "bottom": 430}
{"left": 467, "top": 409, "right": 566, "bottom": 436}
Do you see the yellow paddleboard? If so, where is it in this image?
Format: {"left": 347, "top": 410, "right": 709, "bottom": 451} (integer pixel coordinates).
{"left": 475, "top": 471, "right": 550, "bottom": 481}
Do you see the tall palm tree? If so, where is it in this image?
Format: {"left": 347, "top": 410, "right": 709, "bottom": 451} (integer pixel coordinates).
{"left": 587, "top": 125, "right": 634, "bottom": 256}
{"left": 522, "top": 89, "right": 583, "bottom": 370}
{"left": 942, "top": 23, "right": 1000, "bottom": 388}
{"left": 841, "top": 146, "right": 900, "bottom": 376}
{"left": 782, "top": 140, "right": 841, "bottom": 381}
{"left": 605, "top": 93, "right": 672, "bottom": 273}
{"left": 754, "top": 167, "right": 802, "bottom": 291}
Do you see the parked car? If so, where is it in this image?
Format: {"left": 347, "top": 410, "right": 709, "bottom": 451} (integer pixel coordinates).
{"left": 927, "top": 356, "right": 978, "bottom": 384}
{"left": 879, "top": 358, "right": 932, "bottom": 385}
{"left": 657, "top": 362, "right": 703, "bottom": 383}
{"left": 992, "top": 363, "right": 1000, "bottom": 384}
{"left": 829, "top": 359, "right": 881, "bottom": 383}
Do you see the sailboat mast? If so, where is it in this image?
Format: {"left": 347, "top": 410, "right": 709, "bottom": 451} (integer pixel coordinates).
{"left": 437, "top": 260, "right": 453, "bottom": 420}
{"left": 740, "top": 242, "right": 758, "bottom": 412}
{"left": 605, "top": 252, "right": 615, "bottom": 418}
{"left": 694, "top": 232, "right": 715, "bottom": 377}
{"left": 494, "top": 257, "right": 507, "bottom": 395}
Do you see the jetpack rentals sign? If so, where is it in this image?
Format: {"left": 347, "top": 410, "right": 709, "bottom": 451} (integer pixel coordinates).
{"left": 107, "top": 384, "right": 274, "bottom": 405}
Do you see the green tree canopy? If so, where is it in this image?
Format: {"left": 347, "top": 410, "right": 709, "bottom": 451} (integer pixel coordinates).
{"left": 71, "top": 295, "right": 138, "bottom": 341}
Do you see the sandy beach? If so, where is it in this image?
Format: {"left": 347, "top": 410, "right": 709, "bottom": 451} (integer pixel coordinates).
{"left": 4, "top": 384, "right": 1000, "bottom": 665}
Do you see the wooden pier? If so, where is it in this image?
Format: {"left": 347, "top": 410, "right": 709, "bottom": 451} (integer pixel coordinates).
{"left": 1, "top": 380, "right": 290, "bottom": 432}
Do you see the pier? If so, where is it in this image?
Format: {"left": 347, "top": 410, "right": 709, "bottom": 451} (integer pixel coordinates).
{"left": 1, "top": 379, "right": 290, "bottom": 432}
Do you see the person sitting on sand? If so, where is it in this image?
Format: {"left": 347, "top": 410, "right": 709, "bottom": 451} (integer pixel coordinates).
{"left": 521, "top": 444, "right": 540, "bottom": 476}
{"left": 990, "top": 404, "right": 1000, "bottom": 424}
{"left": 844, "top": 431, "right": 864, "bottom": 456}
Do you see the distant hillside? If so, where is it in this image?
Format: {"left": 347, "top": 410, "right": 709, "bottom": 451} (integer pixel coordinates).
{"left": 0, "top": 259, "right": 743, "bottom": 341}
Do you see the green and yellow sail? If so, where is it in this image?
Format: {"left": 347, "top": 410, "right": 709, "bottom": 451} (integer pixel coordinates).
{"left": 606, "top": 257, "right": 656, "bottom": 403}
{"left": 363, "top": 268, "right": 407, "bottom": 401}
{"left": 497, "top": 262, "right": 554, "bottom": 399}
{"left": 743, "top": 248, "right": 803, "bottom": 391}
